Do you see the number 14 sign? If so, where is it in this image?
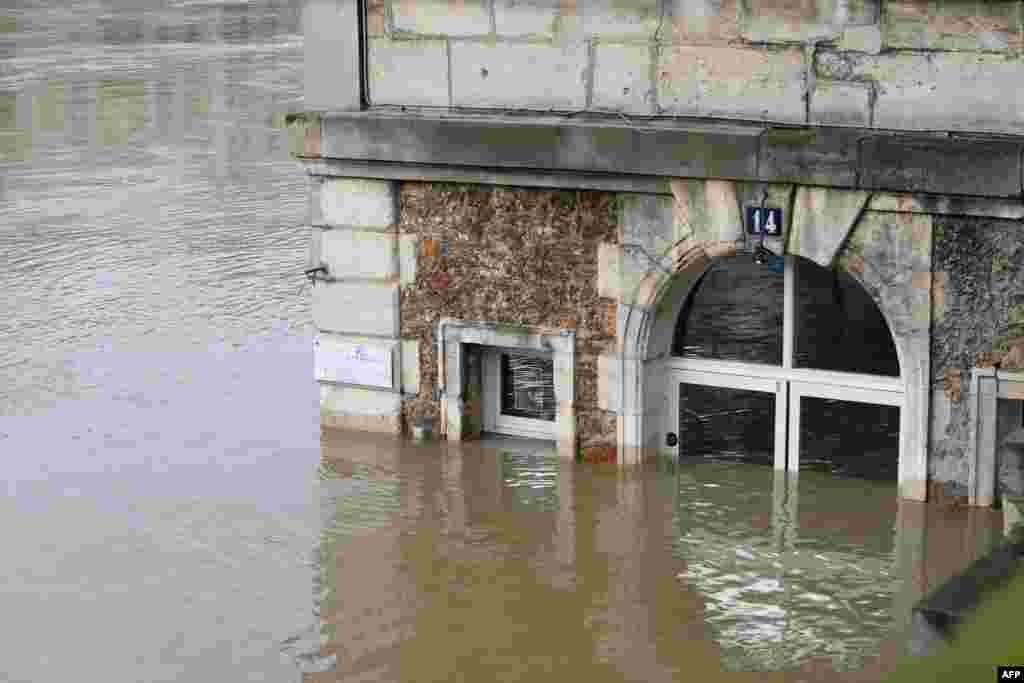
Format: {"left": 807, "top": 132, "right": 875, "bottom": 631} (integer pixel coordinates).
{"left": 746, "top": 206, "right": 783, "bottom": 236}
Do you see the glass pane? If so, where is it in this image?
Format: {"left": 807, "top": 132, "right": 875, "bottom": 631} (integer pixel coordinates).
{"left": 500, "top": 353, "right": 556, "bottom": 421}
{"left": 678, "top": 383, "right": 775, "bottom": 466}
{"left": 799, "top": 396, "right": 899, "bottom": 481}
{"left": 673, "top": 254, "right": 783, "bottom": 365}
{"left": 793, "top": 258, "right": 899, "bottom": 376}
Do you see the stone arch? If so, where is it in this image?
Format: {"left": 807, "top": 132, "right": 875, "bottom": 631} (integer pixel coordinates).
{"left": 614, "top": 181, "right": 931, "bottom": 501}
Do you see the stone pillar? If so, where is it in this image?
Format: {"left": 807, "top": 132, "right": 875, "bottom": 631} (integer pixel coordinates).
{"left": 311, "top": 177, "right": 407, "bottom": 434}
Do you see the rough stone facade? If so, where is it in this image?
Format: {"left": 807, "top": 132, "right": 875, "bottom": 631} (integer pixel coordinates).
{"left": 396, "top": 182, "right": 620, "bottom": 457}
{"left": 930, "top": 215, "right": 1024, "bottom": 497}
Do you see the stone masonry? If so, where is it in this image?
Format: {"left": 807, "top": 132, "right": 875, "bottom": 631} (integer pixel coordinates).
{"left": 365, "top": 0, "right": 1024, "bottom": 135}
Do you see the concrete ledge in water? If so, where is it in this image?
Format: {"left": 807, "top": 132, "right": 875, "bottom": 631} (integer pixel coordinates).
{"left": 910, "top": 539, "right": 1024, "bottom": 656}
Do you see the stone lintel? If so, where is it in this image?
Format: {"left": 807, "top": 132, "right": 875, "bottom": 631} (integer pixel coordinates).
{"left": 308, "top": 109, "right": 1024, "bottom": 201}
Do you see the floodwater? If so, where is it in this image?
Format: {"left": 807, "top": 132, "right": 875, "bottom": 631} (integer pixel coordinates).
{"left": 309, "top": 433, "right": 1004, "bottom": 683}
{"left": 0, "top": 2, "right": 1008, "bottom": 681}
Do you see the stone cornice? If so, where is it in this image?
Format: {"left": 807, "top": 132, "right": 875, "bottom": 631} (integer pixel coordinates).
{"left": 297, "top": 108, "right": 1024, "bottom": 202}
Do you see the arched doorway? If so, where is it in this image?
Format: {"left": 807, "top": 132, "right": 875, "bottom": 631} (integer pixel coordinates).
{"left": 666, "top": 253, "right": 903, "bottom": 479}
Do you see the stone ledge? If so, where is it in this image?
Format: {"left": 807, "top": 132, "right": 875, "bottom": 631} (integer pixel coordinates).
{"left": 306, "top": 109, "right": 1024, "bottom": 200}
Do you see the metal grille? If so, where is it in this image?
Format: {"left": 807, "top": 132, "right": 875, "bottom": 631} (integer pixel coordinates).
{"left": 500, "top": 352, "right": 556, "bottom": 422}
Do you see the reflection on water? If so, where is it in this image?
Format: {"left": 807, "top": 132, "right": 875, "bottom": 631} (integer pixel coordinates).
{"left": 1, "top": 2, "right": 320, "bottom": 681}
{"left": 312, "top": 433, "right": 1004, "bottom": 682}
{"left": 0, "top": 0, "right": 306, "bottom": 417}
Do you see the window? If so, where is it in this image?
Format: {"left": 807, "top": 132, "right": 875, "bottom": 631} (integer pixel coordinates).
{"left": 483, "top": 348, "right": 558, "bottom": 440}
{"left": 669, "top": 254, "right": 903, "bottom": 479}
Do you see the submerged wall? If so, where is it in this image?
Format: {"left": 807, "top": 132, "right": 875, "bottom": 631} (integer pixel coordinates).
{"left": 307, "top": 165, "right": 1022, "bottom": 501}
{"left": 930, "top": 215, "right": 1024, "bottom": 498}
{"left": 395, "top": 182, "right": 620, "bottom": 454}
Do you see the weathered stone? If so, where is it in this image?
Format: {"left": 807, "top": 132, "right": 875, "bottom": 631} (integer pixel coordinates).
{"left": 741, "top": 0, "right": 840, "bottom": 44}
{"left": 287, "top": 112, "right": 321, "bottom": 159}
{"left": 401, "top": 339, "right": 420, "bottom": 395}
{"left": 789, "top": 186, "right": 870, "bottom": 268}
{"left": 665, "top": 0, "right": 742, "bottom": 44}
{"left": 399, "top": 234, "right": 418, "bottom": 286}
{"left": 366, "top": 0, "right": 387, "bottom": 36}
{"left": 758, "top": 125, "right": 861, "bottom": 187}
{"left": 1004, "top": 339, "right": 1024, "bottom": 370}
{"left": 319, "top": 229, "right": 398, "bottom": 279}
{"left": 620, "top": 244, "right": 664, "bottom": 304}
{"left": 597, "top": 242, "right": 623, "bottom": 299}
{"left": 313, "top": 280, "right": 400, "bottom": 336}
{"left": 841, "top": 51, "right": 1024, "bottom": 135}
{"left": 451, "top": 41, "right": 587, "bottom": 111}
{"left": 670, "top": 178, "right": 742, "bottom": 245}
{"left": 976, "top": 350, "right": 1008, "bottom": 369}
{"left": 320, "top": 383, "right": 402, "bottom": 434}
{"left": 558, "top": 0, "right": 661, "bottom": 40}
{"left": 860, "top": 135, "right": 1022, "bottom": 198}
{"left": 368, "top": 37, "right": 449, "bottom": 107}
{"left": 657, "top": 45, "right": 806, "bottom": 123}
{"left": 867, "top": 194, "right": 1024, "bottom": 221}
{"left": 303, "top": 0, "right": 360, "bottom": 111}
{"left": 944, "top": 367, "right": 962, "bottom": 402}
{"left": 591, "top": 43, "right": 654, "bottom": 114}
{"left": 494, "top": 0, "right": 558, "bottom": 37}
{"left": 885, "top": 0, "right": 1022, "bottom": 52}
{"left": 932, "top": 271, "right": 948, "bottom": 321}
{"left": 392, "top": 0, "right": 491, "bottom": 36}
{"left": 619, "top": 193, "right": 675, "bottom": 258}
{"left": 597, "top": 353, "right": 619, "bottom": 412}
{"left": 810, "top": 81, "right": 871, "bottom": 127}
{"left": 839, "top": 210, "right": 932, "bottom": 341}
{"left": 320, "top": 112, "right": 762, "bottom": 182}
{"left": 838, "top": 24, "right": 882, "bottom": 54}
{"left": 318, "top": 177, "right": 397, "bottom": 229}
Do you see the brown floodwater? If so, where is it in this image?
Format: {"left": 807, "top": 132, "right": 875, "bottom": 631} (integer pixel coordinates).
{"left": 0, "top": 1, "right": 1008, "bottom": 681}
{"left": 308, "top": 431, "right": 1004, "bottom": 683}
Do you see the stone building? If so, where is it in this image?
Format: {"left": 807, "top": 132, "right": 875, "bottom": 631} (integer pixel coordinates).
{"left": 293, "top": 0, "right": 1024, "bottom": 504}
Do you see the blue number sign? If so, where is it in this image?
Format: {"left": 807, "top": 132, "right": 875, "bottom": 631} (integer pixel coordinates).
{"left": 746, "top": 207, "right": 783, "bottom": 237}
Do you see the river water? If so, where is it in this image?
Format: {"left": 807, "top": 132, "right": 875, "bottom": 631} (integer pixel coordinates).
{"left": 0, "top": 3, "right": 1007, "bottom": 682}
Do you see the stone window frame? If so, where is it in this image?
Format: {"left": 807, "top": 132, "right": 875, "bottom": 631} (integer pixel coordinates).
{"left": 967, "top": 368, "right": 1024, "bottom": 506}
{"left": 438, "top": 318, "right": 575, "bottom": 456}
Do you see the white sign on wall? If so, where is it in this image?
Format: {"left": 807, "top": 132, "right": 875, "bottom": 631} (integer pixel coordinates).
{"left": 315, "top": 336, "right": 393, "bottom": 389}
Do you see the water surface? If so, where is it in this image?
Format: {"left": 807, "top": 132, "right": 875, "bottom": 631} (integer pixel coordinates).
{"left": 1, "top": 2, "right": 326, "bottom": 680}
{"left": 308, "top": 432, "right": 1004, "bottom": 683}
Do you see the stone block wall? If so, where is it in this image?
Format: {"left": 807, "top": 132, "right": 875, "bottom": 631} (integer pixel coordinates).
{"left": 930, "top": 214, "right": 1024, "bottom": 496}
{"left": 396, "top": 182, "right": 620, "bottom": 454}
{"left": 311, "top": 176, "right": 418, "bottom": 433}
{"left": 364, "top": 0, "right": 1024, "bottom": 134}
